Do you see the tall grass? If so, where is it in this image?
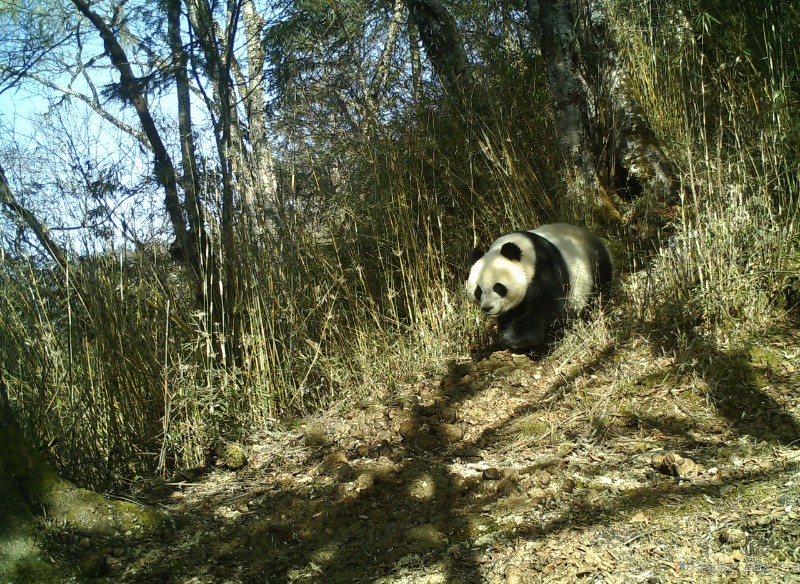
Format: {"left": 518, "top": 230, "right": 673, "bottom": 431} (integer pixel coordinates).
{"left": 1, "top": 71, "right": 559, "bottom": 487}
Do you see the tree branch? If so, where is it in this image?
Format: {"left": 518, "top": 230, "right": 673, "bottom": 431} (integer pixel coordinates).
{"left": 0, "top": 164, "right": 70, "bottom": 272}
{"left": 68, "top": 0, "right": 191, "bottom": 257}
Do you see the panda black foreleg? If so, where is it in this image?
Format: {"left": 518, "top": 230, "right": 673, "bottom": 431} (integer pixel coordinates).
{"left": 498, "top": 316, "right": 552, "bottom": 350}
{"left": 498, "top": 300, "right": 566, "bottom": 350}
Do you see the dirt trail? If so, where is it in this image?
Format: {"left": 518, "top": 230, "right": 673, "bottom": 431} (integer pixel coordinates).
{"left": 41, "top": 324, "right": 800, "bottom": 583}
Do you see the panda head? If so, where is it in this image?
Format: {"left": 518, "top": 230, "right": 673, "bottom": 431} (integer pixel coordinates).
{"left": 466, "top": 239, "right": 533, "bottom": 318}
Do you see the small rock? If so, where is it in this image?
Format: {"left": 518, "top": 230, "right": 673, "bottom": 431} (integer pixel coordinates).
{"left": 398, "top": 418, "right": 418, "bottom": 441}
{"left": 79, "top": 552, "right": 108, "bottom": 578}
{"left": 303, "top": 422, "right": 328, "bottom": 447}
{"left": 353, "top": 472, "right": 375, "bottom": 492}
{"left": 215, "top": 442, "right": 248, "bottom": 469}
{"left": 482, "top": 467, "right": 501, "bottom": 480}
{"left": 533, "top": 470, "right": 551, "bottom": 487}
{"left": 719, "top": 527, "right": 747, "bottom": 548}
{"left": 437, "top": 423, "right": 464, "bottom": 442}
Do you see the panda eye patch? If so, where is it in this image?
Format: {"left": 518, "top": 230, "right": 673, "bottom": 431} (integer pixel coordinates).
{"left": 474, "top": 286, "right": 482, "bottom": 301}
{"left": 493, "top": 283, "right": 507, "bottom": 296}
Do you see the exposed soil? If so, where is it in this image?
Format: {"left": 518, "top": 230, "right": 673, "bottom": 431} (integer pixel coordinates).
{"left": 25, "top": 320, "right": 800, "bottom": 583}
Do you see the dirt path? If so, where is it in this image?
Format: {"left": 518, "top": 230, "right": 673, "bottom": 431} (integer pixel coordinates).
{"left": 41, "top": 323, "right": 800, "bottom": 583}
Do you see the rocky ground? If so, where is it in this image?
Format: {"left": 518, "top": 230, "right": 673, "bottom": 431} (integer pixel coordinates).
{"left": 30, "top": 320, "right": 800, "bottom": 583}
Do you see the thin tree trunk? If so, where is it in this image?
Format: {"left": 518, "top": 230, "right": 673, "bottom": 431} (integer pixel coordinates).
{"left": 167, "top": 0, "right": 206, "bottom": 258}
{"left": 241, "top": 0, "right": 276, "bottom": 221}
{"left": 185, "top": 0, "right": 244, "bottom": 363}
{"left": 408, "top": 19, "right": 423, "bottom": 102}
{"left": 69, "top": 0, "right": 196, "bottom": 262}
{"left": 371, "top": 0, "right": 406, "bottom": 103}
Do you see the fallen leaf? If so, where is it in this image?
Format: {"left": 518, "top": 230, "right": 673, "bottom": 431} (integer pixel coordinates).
{"left": 630, "top": 512, "right": 649, "bottom": 524}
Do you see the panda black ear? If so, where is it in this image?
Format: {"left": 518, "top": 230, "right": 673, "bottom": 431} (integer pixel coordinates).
{"left": 500, "top": 242, "right": 522, "bottom": 261}
{"left": 467, "top": 248, "right": 484, "bottom": 266}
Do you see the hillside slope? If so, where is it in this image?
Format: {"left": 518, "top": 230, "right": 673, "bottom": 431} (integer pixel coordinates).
{"left": 34, "top": 317, "right": 800, "bottom": 583}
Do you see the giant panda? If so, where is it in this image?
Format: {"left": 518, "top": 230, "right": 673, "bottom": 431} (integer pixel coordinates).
{"left": 466, "top": 223, "right": 613, "bottom": 350}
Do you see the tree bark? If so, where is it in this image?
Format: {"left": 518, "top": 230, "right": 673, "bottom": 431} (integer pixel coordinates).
{"left": 535, "top": 0, "right": 604, "bottom": 218}
{"left": 166, "top": 0, "right": 206, "bottom": 258}
{"left": 529, "top": 0, "right": 677, "bottom": 221}
{"left": 242, "top": 0, "right": 275, "bottom": 202}
{"left": 408, "top": 18, "right": 423, "bottom": 102}
{"left": 371, "top": 0, "right": 406, "bottom": 104}
{"left": 405, "top": 0, "right": 471, "bottom": 97}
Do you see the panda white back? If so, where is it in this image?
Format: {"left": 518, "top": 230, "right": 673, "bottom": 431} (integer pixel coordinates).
{"left": 531, "top": 223, "right": 604, "bottom": 313}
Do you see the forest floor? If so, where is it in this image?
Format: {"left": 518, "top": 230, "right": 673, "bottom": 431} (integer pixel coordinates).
{"left": 29, "top": 317, "right": 800, "bottom": 583}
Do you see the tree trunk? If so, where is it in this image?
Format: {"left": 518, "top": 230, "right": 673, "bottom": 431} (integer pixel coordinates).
{"left": 242, "top": 0, "right": 276, "bottom": 205}
{"left": 405, "top": 0, "right": 471, "bottom": 97}
{"left": 371, "top": 0, "right": 406, "bottom": 104}
{"left": 70, "top": 0, "right": 193, "bottom": 254}
{"left": 166, "top": 0, "right": 207, "bottom": 261}
{"left": 408, "top": 18, "right": 423, "bottom": 102}
{"left": 528, "top": 0, "right": 677, "bottom": 221}
{"left": 535, "top": 0, "right": 605, "bottom": 218}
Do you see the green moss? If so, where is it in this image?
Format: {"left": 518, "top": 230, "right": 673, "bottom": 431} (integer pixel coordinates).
{"left": 510, "top": 415, "right": 550, "bottom": 441}
{"left": 2, "top": 558, "right": 70, "bottom": 584}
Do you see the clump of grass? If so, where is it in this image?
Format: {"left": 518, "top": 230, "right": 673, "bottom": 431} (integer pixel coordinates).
{"left": 1, "top": 59, "right": 564, "bottom": 487}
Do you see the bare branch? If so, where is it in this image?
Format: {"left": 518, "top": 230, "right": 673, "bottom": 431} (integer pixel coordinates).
{"left": 0, "top": 64, "right": 149, "bottom": 147}
{"left": 0, "top": 163, "right": 69, "bottom": 272}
